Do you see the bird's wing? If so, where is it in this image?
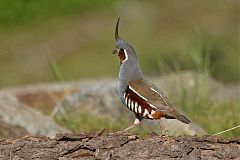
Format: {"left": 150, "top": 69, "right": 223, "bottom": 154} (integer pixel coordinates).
{"left": 128, "top": 79, "right": 175, "bottom": 112}
{"left": 126, "top": 79, "right": 191, "bottom": 124}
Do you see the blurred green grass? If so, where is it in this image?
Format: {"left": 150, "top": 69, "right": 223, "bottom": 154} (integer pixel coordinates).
{"left": 54, "top": 108, "right": 128, "bottom": 133}
{"left": 177, "top": 75, "right": 240, "bottom": 137}
{"left": 0, "top": 0, "right": 239, "bottom": 87}
{"left": 0, "top": 0, "right": 116, "bottom": 31}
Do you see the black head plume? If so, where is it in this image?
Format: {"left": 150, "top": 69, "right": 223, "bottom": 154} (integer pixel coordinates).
{"left": 115, "top": 17, "right": 120, "bottom": 40}
{"left": 114, "top": 18, "right": 137, "bottom": 56}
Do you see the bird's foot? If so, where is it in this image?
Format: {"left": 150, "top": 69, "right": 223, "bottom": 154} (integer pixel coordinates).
{"left": 159, "top": 130, "right": 169, "bottom": 137}
{"left": 114, "top": 119, "right": 141, "bottom": 135}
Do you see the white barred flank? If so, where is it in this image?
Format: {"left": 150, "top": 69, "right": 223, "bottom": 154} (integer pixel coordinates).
{"left": 123, "top": 86, "right": 165, "bottom": 120}
{"left": 134, "top": 102, "right": 138, "bottom": 113}
{"left": 127, "top": 97, "right": 131, "bottom": 109}
{"left": 130, "top": 102, "right": 134, "bottom": 111}
{"left": 131, "top": 104, "right": 134, "bottom": 111}
{"left": 125, "top": 95, "right": 134, "bottom": 112}
{"left": 143, "top": 109, "right": 149, "bottom": 117}
{"left": 124, "top": 91, "right": 155, "bottom": 119}
{"left": 124, "top": 95, "right": 145, "bottom": 115}
{"left": 131, "top": 101, "right": 135, "bottom": 109}
{"left": 138, "top": 106, "right": 142, "bottom": 114}
{"left": 134, "top": 104, "right": 138, "bottom": 113}
{"left": 125, "top": 96, "right": 128, "bottom": 105}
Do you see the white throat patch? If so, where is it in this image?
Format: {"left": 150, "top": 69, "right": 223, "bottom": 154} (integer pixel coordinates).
{"left": 122, "top": 49, "right": 128, "bottom": 63}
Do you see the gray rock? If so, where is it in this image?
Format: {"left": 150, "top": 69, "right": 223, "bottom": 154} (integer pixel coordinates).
{"left": 0, "top": 93, "right": 69, "bottom": 138}
{"left": 0, "top": 119, "right": 28, "bottom": 138}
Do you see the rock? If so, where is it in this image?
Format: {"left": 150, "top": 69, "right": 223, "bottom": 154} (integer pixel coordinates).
{"left": 0, "top": 119, "right": 28, "bottom": 138}
{"left": 214, "top": 84, "right": 240, "bottom": 102}
{"left": 0, "top": 93, "right": 69, "bottom": 138}
{"left": 1, "top": 82, "right": 79, "bottom": 113}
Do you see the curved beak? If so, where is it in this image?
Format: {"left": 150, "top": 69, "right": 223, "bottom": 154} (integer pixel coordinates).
{"left": 115, "top": 17, "right": 120, "bottom": 40}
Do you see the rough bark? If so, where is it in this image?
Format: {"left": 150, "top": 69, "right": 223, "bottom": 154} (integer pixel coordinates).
{"left": 0, "top": 132, "right": 239, "bottom": 160}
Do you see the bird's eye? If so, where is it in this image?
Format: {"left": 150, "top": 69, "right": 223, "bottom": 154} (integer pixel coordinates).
{"left": 118, "top": 48, "right": 125, "bottom": 55}
{"left": 119, "top": 48, "right": 124, "bottom": 53}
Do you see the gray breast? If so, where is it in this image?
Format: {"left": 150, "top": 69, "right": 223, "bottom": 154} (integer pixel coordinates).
{"left": 118, "top": 80, "right": 128, "bottom": 105}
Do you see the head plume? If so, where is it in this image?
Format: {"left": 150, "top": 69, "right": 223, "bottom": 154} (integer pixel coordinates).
{"left": 115, "top": 17, "right": 120, "bottom": 40}
{"left": 113, "top": 18, "right": 143, "bottom": 79}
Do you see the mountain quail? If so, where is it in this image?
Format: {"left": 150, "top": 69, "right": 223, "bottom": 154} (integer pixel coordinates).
{"left": 112, "top": 18, "right": 191, "bottom": 133}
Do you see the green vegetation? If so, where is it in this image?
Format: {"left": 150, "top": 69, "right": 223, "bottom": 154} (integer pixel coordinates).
{"left": 0, "top": 0, "right": 116, "bottom": 31}
{"left": 0, "top": 1, "right": 238, "bottom": 86}
{"left": 177, "top": 37, "right": 239, "bottom": 137}
{"left": 54, "top": 109, "right": 128, "bottom": 133}
{"left": 48, "top": 55, "right": 64, "bottom": 81}
{"left": 54, "top": 109, "right": 160, "bottom": 137}
{"left": 178, "top": 79, "right": 240, "bottom": 137}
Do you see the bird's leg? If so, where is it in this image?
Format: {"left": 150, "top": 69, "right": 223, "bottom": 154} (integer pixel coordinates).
{"left": 159, "top": 120, "right": 165, "bottom": 136}
{"left": 123, "top": 118, "right": 141, "bottom": 132}
{"left": 116, "top": 118, "right": 141, "bottom": 134}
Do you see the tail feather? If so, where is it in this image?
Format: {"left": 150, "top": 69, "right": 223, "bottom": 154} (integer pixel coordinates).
{"left": 177, "top": 114, "right": 191, "bottom": 124}
{"left": 164, "top": 113, "right": 191, "bottom": 124}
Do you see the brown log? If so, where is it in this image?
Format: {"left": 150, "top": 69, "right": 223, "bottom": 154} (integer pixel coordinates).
{"left": 0, "top": 132, "right": 239, "bottom": 160}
